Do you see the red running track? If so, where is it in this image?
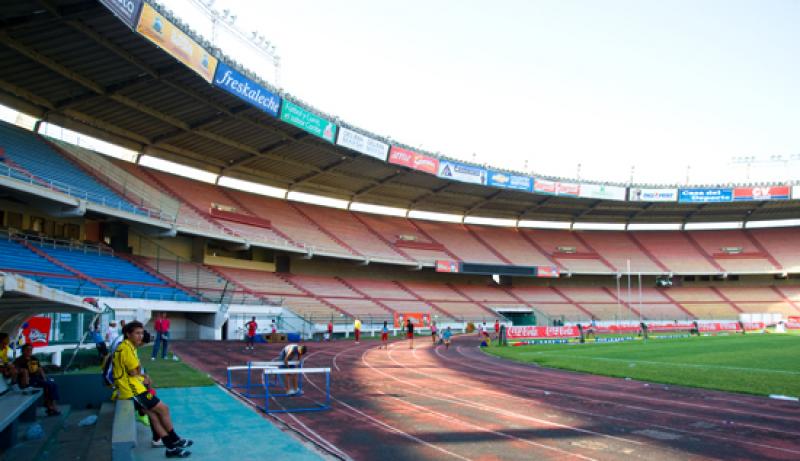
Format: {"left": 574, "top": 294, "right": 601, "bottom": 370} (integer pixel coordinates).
{"left": 172, "top": 336, "right": 800, "bottom": 461}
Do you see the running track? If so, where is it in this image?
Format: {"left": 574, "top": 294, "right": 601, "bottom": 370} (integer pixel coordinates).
{"left": 173, "top": 336, "right": 800, "bottom": 460}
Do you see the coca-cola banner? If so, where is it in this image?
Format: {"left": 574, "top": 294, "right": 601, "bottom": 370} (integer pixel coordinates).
{"left": 506, "top": 326, "right": 581, "bottom": 339}
{"left": 388, "top": 146, "right": 439, "bottom": 175}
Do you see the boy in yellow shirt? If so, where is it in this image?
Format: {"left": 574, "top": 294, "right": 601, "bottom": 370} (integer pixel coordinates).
{"left": 112, "top": 321, "right": 193, "bottom": 458}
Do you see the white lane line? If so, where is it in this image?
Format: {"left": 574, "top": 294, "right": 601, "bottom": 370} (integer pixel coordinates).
{"left": 446, "top": 346, "right": 800, "bottom": 454}
{"left": 457, "top": 345, "right": 800, "bottom": 430}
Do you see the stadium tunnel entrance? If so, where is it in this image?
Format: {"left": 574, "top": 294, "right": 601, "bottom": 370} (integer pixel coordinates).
{"left": 492, "top": 307, "right": 536, "bottom": 326}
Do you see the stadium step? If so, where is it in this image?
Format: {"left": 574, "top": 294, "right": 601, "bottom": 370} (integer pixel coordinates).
{"left": 2, "top": 404, "right": 71, "bottom": 461}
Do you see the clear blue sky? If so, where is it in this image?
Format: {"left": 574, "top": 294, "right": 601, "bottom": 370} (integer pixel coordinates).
{"left": 169, "top": 0, "right": 800, "bottom": 185}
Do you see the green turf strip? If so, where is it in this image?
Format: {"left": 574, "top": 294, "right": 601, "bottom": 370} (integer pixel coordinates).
{"left": 484, "top": 334, "right": 800, "bottom": 396}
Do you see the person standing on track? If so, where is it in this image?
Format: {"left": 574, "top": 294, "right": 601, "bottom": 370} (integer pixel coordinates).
{"left": 326, "top": 320, "right": 334, "bottom": 341}
{"left": 442, "top": 326, "right": 452, "bottom": 350}
{"left": 354, "top": 317, "right": 362, "bottom": 344}
{"left": 380, "top": 320, "right": 389, "bottom": 349}
{"left": 406, "top": 318, "right": 415, "bottom": 349}
{"left": 245, "top": 317, "right": 258, "bottom": 351}
{"left": 431, "top": 321, "right": 438, "bottom": 344}
{"left": 494, "top": 319, "right": 500, "bottom": 339}
{"left": 279, "top": 343, "right": 307, "bottom": 395}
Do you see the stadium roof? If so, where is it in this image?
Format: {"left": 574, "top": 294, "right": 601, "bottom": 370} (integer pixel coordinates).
{"left": 1, "top": 0, "right": 800, "bottom": 225}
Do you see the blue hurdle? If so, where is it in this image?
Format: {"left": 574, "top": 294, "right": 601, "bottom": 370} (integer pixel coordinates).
{"left": 225, "top": 360, "right": 302, "bottom": 398}
{"left": 263, "top": 367, "right": 332, "bottom": 414}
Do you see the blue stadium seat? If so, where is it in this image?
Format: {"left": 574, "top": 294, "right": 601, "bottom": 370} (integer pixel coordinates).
{"left": 0, "top": 121, "right": 140, "bottom": 214}
{"left": 33, "top": 244, "right": 198, "bottom": 301}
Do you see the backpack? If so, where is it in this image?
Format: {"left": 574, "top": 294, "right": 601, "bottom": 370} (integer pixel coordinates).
{"left": 101, "top": 353, "right": 114, "bottom": 387}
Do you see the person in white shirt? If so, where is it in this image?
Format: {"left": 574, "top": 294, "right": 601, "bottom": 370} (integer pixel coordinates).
{"left": 105, "top": 321, "right": 119, "bottom": 345}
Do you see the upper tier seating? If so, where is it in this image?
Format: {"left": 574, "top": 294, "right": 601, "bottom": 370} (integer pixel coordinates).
{"left": 631, "top": 232, "right": 719, "bottom": 273}
{"left": 578, "top": 231, "right": 663, "bottom": 273}
{"left": 354, "top": 214, "right": 453, "bottom": 262}
{"left": 294, "top": 204, "right": 407, "bottom": 262}
{"left": 414, "top": 221, "right": 505, "bottom": 264}
{"left": 687, "top": 230, "right": 777, "bottom": 273}
{"left": 32, "top": 244, "right": 196, "bottom": 301}
{"left": 142, "top": 170, "right": 292, "bottom": 247}
{"left": 522, "top": 230, "right": 612, "bottom": 273}
{"left": 467, "top": 226, "right": 553, "bottom": 266}
{"left": 221, "top": 189, "right": 351, "bottom": 256}
{"left": 748, "top": 229, "right": 800, "bottom": 272}
{"left": 7, "top": 138, "right": 799, "bottom": 275}
{"left": 0, "top": 238, "right": 113, "bottom": 296}
{"left": 0, "top": 122, "right": 136, "bottom": 213}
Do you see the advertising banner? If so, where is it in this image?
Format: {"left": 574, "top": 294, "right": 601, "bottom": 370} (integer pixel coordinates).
{"left": 628, "top": 188, "right": 678, "bottom": 202}
{"left": 336, "top": 127, "right": 389, "bottom": 161}
{"left": 393, "top": 312, "right": 431, "bottom": 329}
{"left": 533, "top": 179, "right": 580, "bottom": 197}
{"left": 387, "top": 146, "right": 439, "bottom": 174}
{"left": 435, "top": 260, "right": 461, "bottom": 273}
{"left": 678, "top": 188, "right": 733, "bottom": 203}
{"left": 732, "top": 186, "right": 790, "bottom": 201}
{"left": 100, "top": 0, "right": 144, "bottom": 29}
{"left": 579, "top": 183, "right": 627, "bottom": 201}
{"left": 487, "top": 170, "right": 533, "bottom": 191}
{"left": 506, "top": 326, "right": 581, "bottom": 339}
{"left": 279, "top": 100, "right": 337, "bottom": 143}
{"left": 438, "top": 160, "right": 487, "bottom": 185}
{"left": 136, "top": 3, "right": 218, "bottom": 82}
{"left": 21, "top": 316, "right": 51, "bottom": 348}
{"left": 535, "top": 266, "right": 560, "bottom": 278}
{"left": 213, "top": 61, "right": 280, "bottom": 117}
{"left": 794, "top": 186, "right": 800, "bottom": 200}
{"left": 787, "top": 316, "right": 800, "bottom": 329}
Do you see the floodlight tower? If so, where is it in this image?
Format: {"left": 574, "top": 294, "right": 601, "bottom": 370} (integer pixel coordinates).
{"left": 193, "top": 0, "right": 281, "bottom": 86}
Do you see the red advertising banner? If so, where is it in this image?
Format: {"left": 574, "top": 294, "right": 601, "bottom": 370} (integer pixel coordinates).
{"left": 506, "top": 326, "right": 581, "bottom": 339}
{"left": 536, "top": 266, "right": 560, "bottom": 278}
{"left": 533, "top": 179, "right": 580, "bottom": 197}
{"left": 557, "top": 182, "right": 580, "bottom": 196}
{"left": 435, "top": 260, "right": 460, "bottom": 273}
{"left": 388, "top": 147, "right": 439, "bottom": 175}
{"left": 733, "top": 186, "right": 790, "bottom": 201}
{"left": 393, "top": 312, "right": 431, "bottom": 329}
{"left": 787, "top": 316, "right": 800, "bottom": 329}
{"left": 22, "top": 316, "right": 51, "bottom": 347}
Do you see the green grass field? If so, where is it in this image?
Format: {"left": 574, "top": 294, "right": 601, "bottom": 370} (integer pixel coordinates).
{"left": 484, "top": 334, "right": 800, "bottom": 396}
{"left": 59, "top": 345, "right": 213, "bottom": 388}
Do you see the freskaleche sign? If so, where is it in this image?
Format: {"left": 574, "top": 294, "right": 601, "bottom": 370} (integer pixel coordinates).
{"left": 213, "top": 61, "right": 281, "bottom": 117}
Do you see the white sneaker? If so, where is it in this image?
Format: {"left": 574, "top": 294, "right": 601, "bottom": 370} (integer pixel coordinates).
{"left": 152, "top": 439, "right": 165, "bottom": 448}
{"left": 150, "top": 357, "right": 156, "bottom": 361}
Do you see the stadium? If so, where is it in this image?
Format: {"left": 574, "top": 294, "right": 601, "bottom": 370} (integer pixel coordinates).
{"left": 0, "top": 1, "right": 799, "bottom": 460}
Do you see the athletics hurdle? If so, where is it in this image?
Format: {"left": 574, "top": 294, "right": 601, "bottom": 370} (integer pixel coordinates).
{"left": 225, "top": 360, "right": 302, "bottom": 398}
{"left": 263, "top": 367, "right": 332, "bottom": 414}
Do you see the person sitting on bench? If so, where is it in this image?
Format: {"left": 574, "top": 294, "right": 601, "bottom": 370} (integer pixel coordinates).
{"left": 0, "top": 333, "right": 17, "bottom": 386}
{"left": 14, "top": 344, "right": 60, "bottom": 416}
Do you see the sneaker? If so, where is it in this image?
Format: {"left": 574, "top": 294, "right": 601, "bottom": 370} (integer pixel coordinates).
{"left": 152, "top": 439, "right": 165, "bottom": 448}
{"left": 136, "top": 413, "right": 150, "bottom": 426}
{"left": 166, "top": 447, "right": 191, "bottom": 458}
{"left": 173, "top": 438, "right": 193, "bottom": 449}
{"left": 151, "top": 357, "right": 156, "bottom": 361}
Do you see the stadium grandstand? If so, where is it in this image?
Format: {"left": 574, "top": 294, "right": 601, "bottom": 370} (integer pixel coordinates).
{"left": 0, "top": 1, "right": 799, "bottom": 460}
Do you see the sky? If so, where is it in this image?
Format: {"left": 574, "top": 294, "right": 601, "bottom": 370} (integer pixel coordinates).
{"left": 154, "top": 1, "right": 799, "bottom": 184}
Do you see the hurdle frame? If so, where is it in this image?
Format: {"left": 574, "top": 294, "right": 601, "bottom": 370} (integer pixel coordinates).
{"left": 225, "top": 360, "right": 302, "bottom": 398}
{"left": 263, "top": 367, "right": 332, "bottom": 414}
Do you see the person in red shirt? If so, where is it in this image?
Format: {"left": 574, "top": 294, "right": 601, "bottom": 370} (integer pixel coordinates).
{"left": 245, "top": 317, "right": 258, "bottom": 351}
{"left": 494, "top": 319, "right": 500, "bottom": 339}
{"left": 326, "top": 321, "right": 333, "bottom": 341}
{"left": 151, "top": 313, "right": 171, "bottom": 360}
